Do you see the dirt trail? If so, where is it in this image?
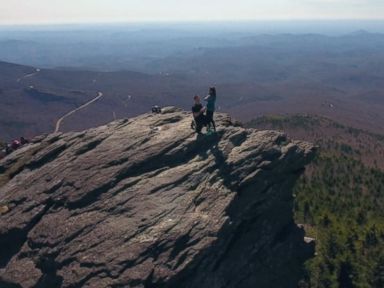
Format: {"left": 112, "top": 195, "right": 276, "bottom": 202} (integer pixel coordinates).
{"left": 54, "top": 91, "right": 103, "bottom": 133}
{"left": 17, "top": 69, "right": 40, "bottom": 82}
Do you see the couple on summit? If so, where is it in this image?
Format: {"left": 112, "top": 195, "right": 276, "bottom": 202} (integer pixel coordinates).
{"left": 192, "top": 87, "right": 217, "bottom": 134}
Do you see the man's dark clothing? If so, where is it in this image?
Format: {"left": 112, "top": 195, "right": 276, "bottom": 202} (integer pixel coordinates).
{"left": 192, "top": 103, "right": 205, "bottom": 133}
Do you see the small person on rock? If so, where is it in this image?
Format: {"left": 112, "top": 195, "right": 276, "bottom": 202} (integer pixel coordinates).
{"left": 192, "top": 95, "right": 206, "bottom": 134}
{"left": 11, "top": 139, "right": 21, "bottom": 151}
{"left": 204, "top": 87, "right": 216, "bottom": 132}
{"left": 20, "top": 136, "right": 29, "bottom": 145}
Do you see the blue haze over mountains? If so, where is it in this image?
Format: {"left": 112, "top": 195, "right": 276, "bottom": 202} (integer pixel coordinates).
{"left": 1, "top": 20, "right": 384, "bottom": 139}
{"left": 1, "top": 20, "right": 384, "bottom": 72}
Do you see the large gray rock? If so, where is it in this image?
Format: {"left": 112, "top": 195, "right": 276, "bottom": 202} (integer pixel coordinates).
{"left": 0, "top": 108, "right": 315, "bottom": 288}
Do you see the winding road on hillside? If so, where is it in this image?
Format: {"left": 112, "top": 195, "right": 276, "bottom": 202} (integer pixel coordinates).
{"left": 17, "top": 68, "right": 40, "bottom": 83}
{"left": 54, "top": 91, "right": 104, "bottom": 133}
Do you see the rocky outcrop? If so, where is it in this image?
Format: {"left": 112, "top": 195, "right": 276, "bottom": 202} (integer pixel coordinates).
{"left": 0, "top": 107, "right": 315, "bottom": 288}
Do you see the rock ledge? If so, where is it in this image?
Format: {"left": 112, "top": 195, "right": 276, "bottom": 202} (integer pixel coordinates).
{"left": 0, "top": 108, "right": 315, "bottom": 288}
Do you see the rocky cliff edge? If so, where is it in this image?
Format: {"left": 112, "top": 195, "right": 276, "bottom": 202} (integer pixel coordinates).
{"left": 0, "top": 107, "right": 315, "bottom": 288}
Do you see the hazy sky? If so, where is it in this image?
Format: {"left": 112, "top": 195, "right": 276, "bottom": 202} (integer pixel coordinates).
{"left": 0, "top": 0, "right": 383, "bottom": 25}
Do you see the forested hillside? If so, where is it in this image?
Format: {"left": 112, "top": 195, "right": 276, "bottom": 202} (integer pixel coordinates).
{"left": 247, "top": 115, "right": 384, "bottom": 287}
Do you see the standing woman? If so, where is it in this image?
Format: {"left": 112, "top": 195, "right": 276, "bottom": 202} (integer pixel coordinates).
{"left": 204, "top": 87, "right": 216, "bottom": 131}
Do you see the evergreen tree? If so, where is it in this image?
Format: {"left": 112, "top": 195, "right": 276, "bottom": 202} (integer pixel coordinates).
{"left": 338, "top": 259, "right": 355, "bottom": 288}
{"left": 373, "top": 256, "right": 384, "bottom": 288}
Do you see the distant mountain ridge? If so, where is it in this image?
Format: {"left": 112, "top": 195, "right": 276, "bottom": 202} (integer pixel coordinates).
{"left": 3, "top": 31, "right": 384, "bottom": 140}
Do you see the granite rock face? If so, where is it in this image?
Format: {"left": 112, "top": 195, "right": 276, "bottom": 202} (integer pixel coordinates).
{"left": 0, "top": 108, "right": 315, "bottom": 288}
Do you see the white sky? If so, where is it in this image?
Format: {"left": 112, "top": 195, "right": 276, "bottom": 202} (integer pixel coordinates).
{"left": 0, "top": 0, "right": 383, "bottom": 25}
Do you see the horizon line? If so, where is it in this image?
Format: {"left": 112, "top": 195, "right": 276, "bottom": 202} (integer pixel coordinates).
{"left": 1, "top": 18, "right": 384, "bottom": 27}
